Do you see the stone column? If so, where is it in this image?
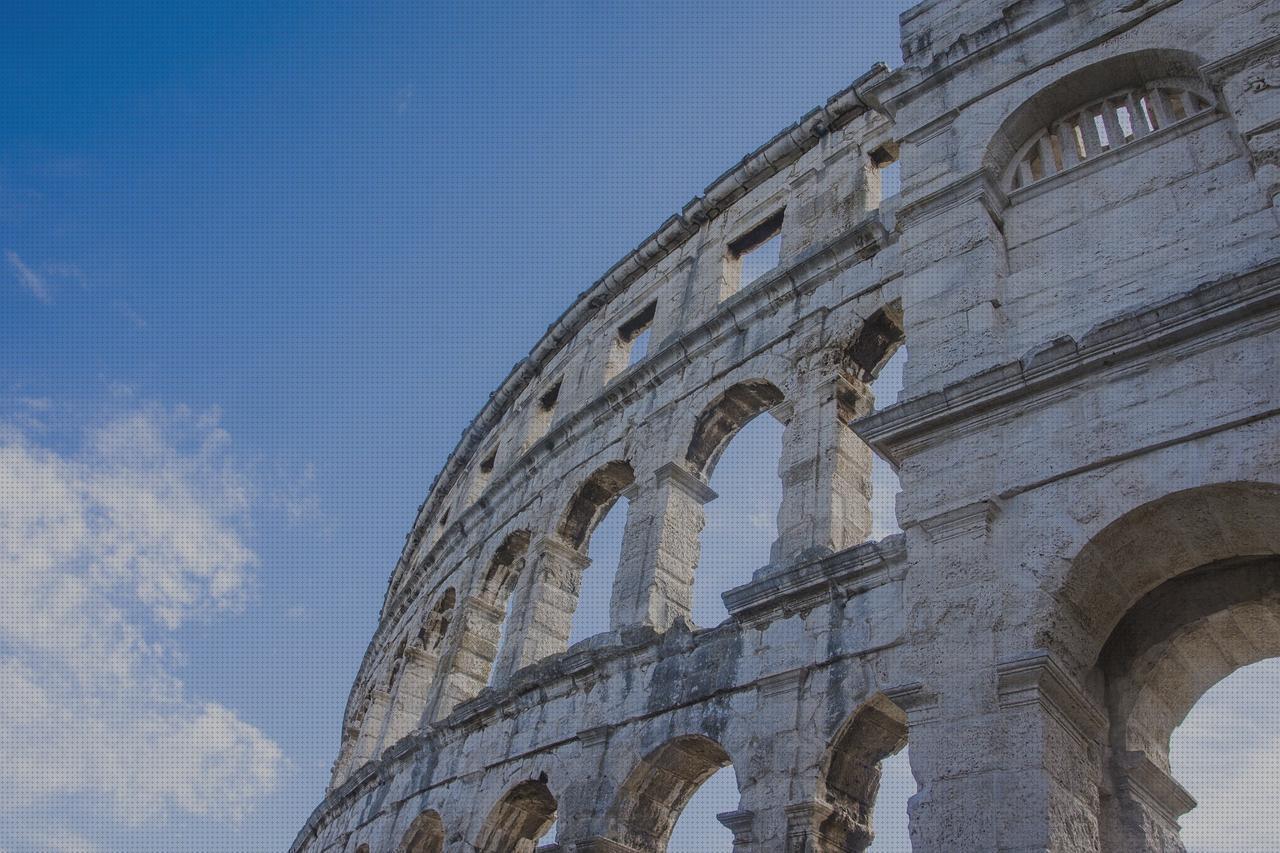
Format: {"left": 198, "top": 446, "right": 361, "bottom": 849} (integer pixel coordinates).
{"left": 430, "top": 595, "right": 504, "bottom": 720}
{"left": 351, "top": 689, "right": 391, "bottom": 767}
{"left": 379, "top": 647, "right": 437, "bottom": 748}
{"left": 494, "top": 535, "right": 591, "bottom": 680}
{"left": 610, "top": 463, "right": 717, "bottom": 631}
{"left": 773, "top": 373, "right": 874, "bottom": 566}
{"left": 1206, "top": 39, "right": 1280, "bottom": 213}
{"left": 717, "top": 810, "right": 755, "bottom": 852}
{"left": 1102, "top": 750, "right": 1196, "bottom": 853}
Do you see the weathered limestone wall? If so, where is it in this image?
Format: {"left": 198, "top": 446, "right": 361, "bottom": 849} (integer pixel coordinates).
{"left": 293, "top": 0, "right": 1280, "bottom": 849}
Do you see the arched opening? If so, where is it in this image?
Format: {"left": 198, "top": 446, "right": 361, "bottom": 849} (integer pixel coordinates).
{"left": 816, "top": 694, "right": 913, "bottom": 852}
{"left": 1098, "top": 555, "right": 1280, "bottom": 851}
{"left": 1170, "top": 658, "right": 1280, "bottom": 852}
{"left": 570, "top": 493, "right": 629, "bottom": 644}
{"left": 559, "top": 460, "right": 635, "bottom": 645}
{"left": 559, "top": 460, "right": 636, "bottom": 550}
{"left": 1055, "top": 482, "right": 1280, "bottom": 851}
{"left": 383, "top": 588, "right": 457, "bottom": 746}
{"left": 686, "top": 381, "right": 785, "bottom": 477}
{"left": 398, "top": 808, "right": 445, "bottom": 853}
{"left": 485, "top": 531, "right": 533, "bottom": 687}
{"left": 476, "top": 778, "right": 558, "bottom": 853}
{"left": 983, "top": 49, "right": 1210, "bottom": 183}
{"left": 694, "top": 409, "right": 785, "bottom": 626}
{"left": 686, "top": 380, "right": 787, "bottom": 626}
{"left": 607, "top": 735, "right": 739, "bottom": 852}
{"left": 844, "top": 306, "right": 907, "bottom": 542}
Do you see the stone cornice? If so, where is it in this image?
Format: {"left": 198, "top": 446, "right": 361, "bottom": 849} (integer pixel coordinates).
{"left": 854, "top": 260, "right": 1280, "bottom": 465}
{"left": 722, "top": 534, "right": 907, "bottom": 626}
{"left": 1200, "top": 31, "right": 1280, "bottom": 81}
{"left": 389, "top": 62, "right": 895, "bottom": 596}
{"left": 894, "top": 169, "right": 1007, "bottom": 232}
{"left": 1112, "top": 749, "right": 1198, "bottom": 820}
{"left": 996, "top": 651, "right": 1106, "bottom": 746}
{"left": 655, "top": 462, "right": 718, "bottom": 503}
{"left": 376, "top": 210, "right": 901, "bottom": 645}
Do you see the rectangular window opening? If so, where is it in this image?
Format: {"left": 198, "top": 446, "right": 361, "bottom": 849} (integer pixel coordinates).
{"left": 618, "top": 301, "right": 657, "bottom": 368}
{"left": 726, "top": 209, "right": 784, "bottom": 296}
{"left": 539, "top": 380, "right": 561, "bottom": 412}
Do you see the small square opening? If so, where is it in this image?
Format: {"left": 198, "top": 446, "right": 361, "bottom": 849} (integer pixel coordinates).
{"left": 618, "top": 301, "right": 657, "bottom": 368}
{"left": 724, "top": 209, "right": 784, "bottom": 298}
{"left": 539, "top": 380, "right": 561, "bottom": 412}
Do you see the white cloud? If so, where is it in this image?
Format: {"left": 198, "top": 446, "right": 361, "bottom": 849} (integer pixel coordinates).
{"left": 5, "top": 250, "right": 52, "bottom": 303}
{"left": 0, "top": 402, "right": 285, "bottom": 833}
{"left": 1171, "top": 658, "right": 1280, "bottom": 852}
{"left": 31, "top": 829, "right": 99, "bottom": 853}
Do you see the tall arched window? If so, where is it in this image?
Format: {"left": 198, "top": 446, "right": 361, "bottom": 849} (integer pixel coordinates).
{"left": 686, "top": 380, "right": 787, "bottom": 626}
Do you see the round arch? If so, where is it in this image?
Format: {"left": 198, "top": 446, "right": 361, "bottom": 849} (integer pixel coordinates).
{"left": 475, "top": 778, "right": 558, "bottom": 853}
{"left": 604, "top": 734, "right": 736, "bottom": 852}
{"left": 982, "top": 48, "right": 1210, "bottom": 182}
{"left": 1049, "top": 481, "right": 1280, "bottom": 851}
{"left": 397, "top": 808, "right": 445, "bottom": 853}
{"left": 685, "top": 379, "right": 786, "bottom": 477}
{"left": 558, "top": 459, "right": 635, "bottom": 551}
{"left": 841, "top": 304, "right": 905, "bottom": 385}
{"left": 814, "top": 693, "right": 911, "bottom": 853}
{"left": 1043, "top": 481, "right": 1280, "bottom": 670}
{"left": 481, "top": 529, "right": 533, "bottom": 601}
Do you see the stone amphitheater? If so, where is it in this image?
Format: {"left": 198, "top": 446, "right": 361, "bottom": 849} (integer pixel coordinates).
{"left": 290, "top": 0, "right": 1280, "bottom": 849}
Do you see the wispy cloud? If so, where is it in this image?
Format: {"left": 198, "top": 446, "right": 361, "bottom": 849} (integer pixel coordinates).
{"left": 114, "top": 300, "right": 146, "bottom": 329}
{"left": 0, "top": 400, "right": 285, "bottom": 837}
{"left": 5, "top": 250, "right": 52, "bottom": 303}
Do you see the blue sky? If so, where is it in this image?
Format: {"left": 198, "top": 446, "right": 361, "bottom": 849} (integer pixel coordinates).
{"left": 0, "top": 2, "right": 1270, "bottom": 852}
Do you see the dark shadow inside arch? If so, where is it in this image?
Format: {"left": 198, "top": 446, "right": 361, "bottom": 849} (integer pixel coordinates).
{"left": 398, "top": 808, "right": 445, "bottom": 853}
{"left": 686, "top": 380, "right": 785, "bottom": 477}
{"left": 607, "top": 735, "right": 736, "bottom": 852}
{"left": 477, "top": 779, "right": 558, "bottom": 853}
{"left": 818, "top": 694, "right": 912, "bottom": 852}
{"left": 843, "top": 305, "right": 905, "bottom": 386}
{"left": 1098, "top": 555, "right": 1280, "bottom": 851}
{"left": 484, "top": 530, "right": 533, "bottom": 600}
{"left": 559, "top": 460, "right": 636, "bottom": 551}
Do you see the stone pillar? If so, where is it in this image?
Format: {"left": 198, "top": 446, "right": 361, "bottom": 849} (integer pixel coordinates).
{"left": 610, "top": 463, "right": 717, "bottom": 631}
{"left": 379, "top": 647, "right": 437, "bottom": 748}
{"left": 351, "top": 689, "right": 391, "bottom": 766}
{"left": 903, "top": 654, "right": 1104, "bottom": 853}
{"left": 895, "top": 172, "right": 1008, "bottom": 394}
{"left": 495, "top": 535, "right": 591, "bottom": 680}
{"left": 430, "top": 596, "right": 504, "bottom": 720}
{"left": 717, "top": 810, "right": 755, "bottom": 852}
{"left": 1102, "top": 750, "right": 1196, "bottom": 853}
{"left": 773, "top": 373, "right": 873, "bottom": 566}
{"left": 1206, "top": 39, "right": 1280, "bottom": 213}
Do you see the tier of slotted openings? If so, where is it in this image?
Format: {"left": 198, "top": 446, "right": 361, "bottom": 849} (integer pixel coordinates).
{"left": 1007, "top": 83, "right": 1212, "bottom": 191}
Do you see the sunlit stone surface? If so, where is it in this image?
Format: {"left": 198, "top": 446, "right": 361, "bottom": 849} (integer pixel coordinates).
{"left": 293, "top": 0, "right": 1280, "bottom": 849}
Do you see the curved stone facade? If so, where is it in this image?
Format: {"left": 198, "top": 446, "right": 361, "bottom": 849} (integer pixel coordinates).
{"left": 292, "top": 0, "right": 1280, "bottom": 850}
